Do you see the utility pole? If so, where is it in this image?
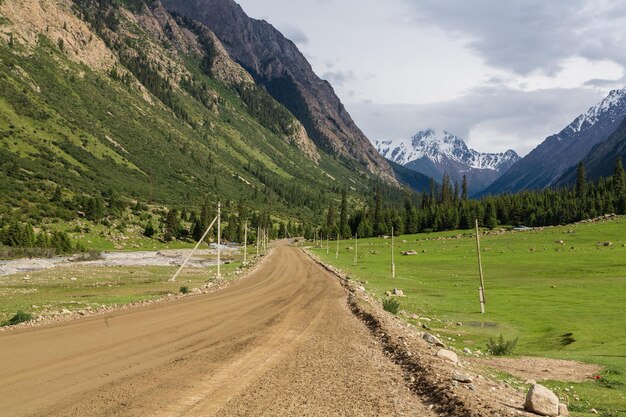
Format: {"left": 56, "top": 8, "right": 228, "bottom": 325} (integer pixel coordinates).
{"left": 243, "top": 221, "right": 247, "bottom": 265}
{"left": 326, "top": 233, "right": 329, "bottom": 255}
{"left": 475, "top": 219, "right": 486, "bottom": 313}
{"left": 217, "top": 202, "right": 221, "bottom": 279}
{"left": 391, "top": 226, "right": 396, "bottom": 278}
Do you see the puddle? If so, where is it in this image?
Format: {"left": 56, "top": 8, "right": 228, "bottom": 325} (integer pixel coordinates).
{"left": 465, "top": 321, "right": 499, "bottom": 328}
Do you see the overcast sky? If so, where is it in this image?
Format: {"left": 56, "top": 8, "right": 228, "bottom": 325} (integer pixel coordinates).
{"left": 236, "top": 0, "right": 626, "bottom": 156}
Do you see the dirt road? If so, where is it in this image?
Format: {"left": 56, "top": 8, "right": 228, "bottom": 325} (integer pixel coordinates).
{"left": 0, "top": 244, "right": 436, "bottom": 416}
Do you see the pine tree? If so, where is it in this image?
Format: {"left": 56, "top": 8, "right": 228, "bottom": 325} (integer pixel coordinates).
{"left": 575, "top": 161, "right": 586, "bottom": 198}
{"left": 326, "top": 204, "right": 336, "bottom": 238}
{"left": 143, "top": 220, "right": 155, "bottom": 238}
{"left": 339, "top": 190, "right": 350, "bottom": 238}
{"left": 461, "top": 175, "right": 468, "bottom": 201}
{"left": 613, "top": 157, "right": 625, "bottom": 196}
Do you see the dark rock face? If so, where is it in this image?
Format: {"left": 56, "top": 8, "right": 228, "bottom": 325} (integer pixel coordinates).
{"left": 162, "top": 0, "right": 395, "bottom": 181}
{"left": 483, "top": 89, "right": 626, "bottom": 195}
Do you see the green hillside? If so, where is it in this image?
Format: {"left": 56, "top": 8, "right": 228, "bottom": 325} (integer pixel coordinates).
{"left": 0, "top": 0, "right": 409, "bottom": 239}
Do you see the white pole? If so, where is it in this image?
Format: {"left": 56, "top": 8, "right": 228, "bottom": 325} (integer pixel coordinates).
{"left": 243, "top": 221, "right": 247, "bottom": 265}
{"left": 354, "top": 232, "right": 358, "bottom": 265}
{"left": 217, "top": 202, "right": 221, "bottom": 279}
{"left": 391, "top": 226, "right": 396, "bottom": 278}
{"left": 475, "top": 219, "right": 486, "bottom": 313}
{"left": 168, "top": 215, "right": 218, "bottom": 282}
{"left": 336, "top": 234, "right": 339, "bottom": 259}
{"left": 256, "top": 226, "right": 259, "bottom": 257}
{"left": 326, "top": 233, "right": 329, "bottom": 255}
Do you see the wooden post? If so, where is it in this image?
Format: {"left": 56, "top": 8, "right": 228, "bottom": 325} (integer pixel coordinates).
{"left": 256, "top": 226, "right": 259, "bottom": 257}
{"left": 326, "top": 233, "right": 329, "bottom": 255}
{"left": 217, "top": 202, "right": 221, "bottom": 279}
{"left": 354, "top": 233, "right": 358, "bottom": 265}
{"left": 168, "top": 215, "right": 218, "bottom": 282}
{"left": 336, "top": 234, "right": 339, "bottom": 259}
{"left": 475, "top": 219, "right": 486, "bottom": 313}
{"left": 391, "top": 226, "right": 396, "bottom": 278}
{"left": 243, "top": 221, "right": 247, "bottom": 265}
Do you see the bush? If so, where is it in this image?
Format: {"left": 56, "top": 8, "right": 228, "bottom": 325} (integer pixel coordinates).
{"left": 382, "top": 297, "right": 400, "bottom": 315}
{"left": 179, "top": 286, "right": 189, "bottom": 294}
{"left": 2, "top": 310, "right": 34, "bottom": 326}
{"left": 486, "top": 334, "right": 518, "bottom": 356}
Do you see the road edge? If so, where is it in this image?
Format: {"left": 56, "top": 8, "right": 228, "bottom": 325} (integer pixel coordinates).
{"left": 302, "top": 247, "right": 533, "bottom": 417}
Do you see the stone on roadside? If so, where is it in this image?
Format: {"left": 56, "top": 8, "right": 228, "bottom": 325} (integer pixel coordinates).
{"left": 558, "top": 404, "right": 569, "bottom": 416}
{"left": 436, "top": 348, "right": 458, "bottom": 364}
{"left": 402, "top": 250, "right": 418, "bottom": 256}
{"left": 463, "top": 347, "right": 472, "bottom": 354}
{"left": 452, "top": 372, "right": 472, "bottom": 383}
{"left": 524, "top": 384, "right": 559, "bottom": 417}
{"left": 392, "top": 288, "right": 404, "bottom": 296}
{"left": 423, "top": 333, "right": 445, "bottom": 347}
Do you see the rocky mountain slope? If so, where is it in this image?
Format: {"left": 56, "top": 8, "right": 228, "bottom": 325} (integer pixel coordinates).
{"left": 0, "top": 0, "right": 411, "bottom": 225}
{"left": 373, "top": 129, "right": 520, "bottom": 195}
{"left": 482, "top": 88, "right": 626, "bottom": 195}
{"left": 161, "top": 0, "right": 395, "bottom": 182}
{"left": 558, "top": 114, "right": 626, "bottom": 184}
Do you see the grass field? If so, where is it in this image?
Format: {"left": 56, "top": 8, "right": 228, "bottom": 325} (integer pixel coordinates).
{"left": 312, "top": 216, "right": 626, "bottom": 416}
{"left": 0, "top": 251, "right": 250, "bottom": 325}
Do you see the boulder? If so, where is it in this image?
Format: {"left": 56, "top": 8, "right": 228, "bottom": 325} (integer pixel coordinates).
{"left": 392, "top": 288, "right": 404, "bottom": 296}
{"left": 402, "top": 250, "right": 418, "bottom": 256}
{"left": 436, "top": 348, "right": 458, "bottom": 364}
{"left": 524, "top": 384, "right": 559, "bottom": 417}
{"left": 558, "top": 404, "right": 569, "bottom": 416}
{"left": 423, "top": 333, "right": 445, "bottom": 347}
{"left": 452, "top": 372, "right": 472, "bottom": 383}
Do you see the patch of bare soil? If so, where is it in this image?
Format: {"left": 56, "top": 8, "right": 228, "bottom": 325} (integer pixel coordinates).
{"left": 471, "top": 357, "right": 602, "bottom": 383}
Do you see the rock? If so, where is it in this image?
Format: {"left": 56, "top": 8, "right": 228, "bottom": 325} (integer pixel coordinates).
{"left": 558, "top": 404, "right": 569, "bottom": 416}
{"left": 555, "top": 240, "right": 564, "bottom": 245}
{"left": 402, "top": 250, "right": 418, "bottom": 256}
{"left": 423, "top": 333, "right": 445, "bottom": 347}
{"left": 452, "top": 372, "right": 472, "bottom": 383}
{"left": 392, "top": 288, "right": 404, "bottom": 296}
{"left": 590, "top": 409, "right": 598, "bottom": 414}
{"left": 385, "top": 291, "right": 391, "bottom": 297}
{"left": 463, "top": 347, "right": 472, "bottom": 354}
{"left": 524, "top": 384, "right": 559, "bottom": 417}
{"left": 436, "top": 348, "right": 458, "bottom": 364}
{"left": 603, "top": 241, "right": 613, "bottom": 247}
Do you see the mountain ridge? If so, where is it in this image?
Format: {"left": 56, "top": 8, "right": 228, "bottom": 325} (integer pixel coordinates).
{"left": 372, "top": 129, "right": 520, "bottom": 195}
{"left": 161, "top": 0, "right": 396, "bottom": 183}
{"left": 481, "top": 88, "right": 626, "bottom": 195}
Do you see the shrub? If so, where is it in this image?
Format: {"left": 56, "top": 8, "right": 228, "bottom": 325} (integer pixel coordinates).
{"left": 382, "top": 297, "right": 400, "bottom": 315}
{"left": 179, "top": 286, "right": 189, "bottom": 294}
{"left": 2, "top": 310, "right": 34, "bottom": 326}
{"left": 486, "top": 334, "right": 518, "bottom": 356}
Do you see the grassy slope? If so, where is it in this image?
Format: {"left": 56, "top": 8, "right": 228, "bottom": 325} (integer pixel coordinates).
{"left": 311, "top": 217, "right": 626, "bottom": 416}
{"left": 0, "top": 27, "right": 373, "bottom": 224}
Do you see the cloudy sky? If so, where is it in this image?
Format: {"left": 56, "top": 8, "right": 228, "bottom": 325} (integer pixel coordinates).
{"left": 236, "top": 0, "right": 626, "bottom": 155}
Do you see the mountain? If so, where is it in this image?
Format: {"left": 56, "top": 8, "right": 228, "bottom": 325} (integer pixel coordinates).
{"left": 372, "top": 129, "right": 520, "bottom": 195}
{"left": 0, "top": 0, "right": 410, "bottom": 227}
{"left": 482, "top": 88, "right": 626, "bottom": 195}
{"left": 558, "top": 115, "right": 626, "bottom": 184}
{"left": 160, "top": 0, "right": 395, "bottom": 183}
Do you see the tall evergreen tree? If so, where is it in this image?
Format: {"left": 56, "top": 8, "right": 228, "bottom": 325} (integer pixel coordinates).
{"left": 339, "top": 190, "right": 350, "bottom": 238}
{"left": 461, "top": 175, "right": 468, "bottom": 201}
{"left": 575, "top": 161, "right": 587, "bottom": 198}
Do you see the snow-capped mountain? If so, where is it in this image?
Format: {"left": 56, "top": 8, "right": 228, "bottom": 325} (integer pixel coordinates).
{"left": 372, "top": 130, "right": 520, "bottom": 195}
{"left": 483, "top": 88, "right": 626, "bottom": 195}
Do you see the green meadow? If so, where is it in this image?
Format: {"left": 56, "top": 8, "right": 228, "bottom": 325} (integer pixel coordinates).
{"left": 312, "top": 216, "right": 626, "bottom": 416}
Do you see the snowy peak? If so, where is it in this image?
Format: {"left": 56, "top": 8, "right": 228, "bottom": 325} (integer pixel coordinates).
{"left": 567, "top": 88, "right": 626, "bottom": 135}
{"left": 373, "top": 129, "right": 520, "bottom": 172}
